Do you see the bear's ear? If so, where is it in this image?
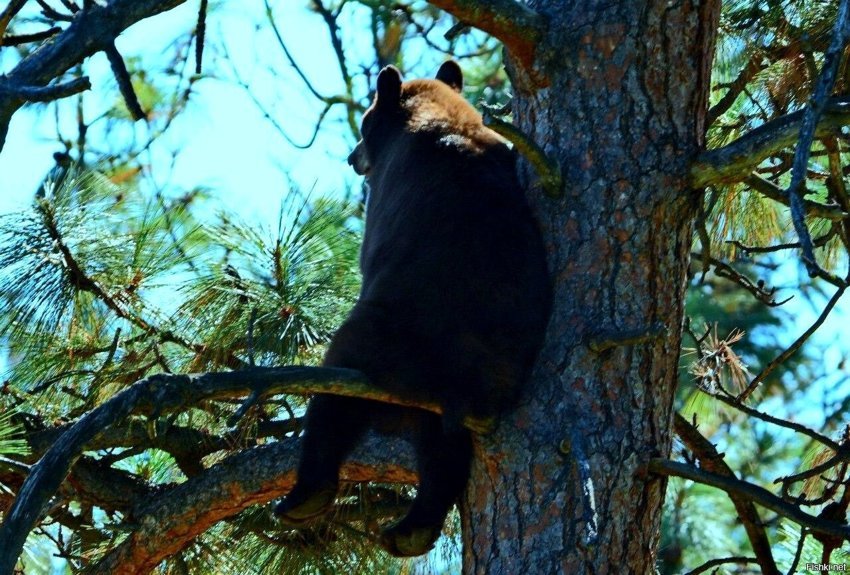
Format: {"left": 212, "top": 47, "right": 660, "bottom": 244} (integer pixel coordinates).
{"left": 436, "top": 61, "right": 463, "bottom": 92}
{"left": 376, "top": 66, "right": 402, "bottom": 107}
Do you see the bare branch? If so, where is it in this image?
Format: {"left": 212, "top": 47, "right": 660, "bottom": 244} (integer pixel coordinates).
{"left": 738, "top": 285, "right": 847, "bottom": 401}
{"left": 0, "top": 0, "right": 28, "bottom": 40}
{"left": 690, "top": 251, "right": 793, "bottom": 307}
{"left": 194, "top": 0, "right": 207, "bottom": 74}
{"left": 648, "top": 458, "right": 850, "bottom": 542}
{"left": 0, "top": 76, "right": 90, "bottom": 102}
{"left": 673, "top": 414, "right": 779, "bottom": 575}
{"left": 426, "top": 0, "right": 545, "bottom": 71}
{"left": 0, "top": 366, "right": 491, "bottom": 573}
{"left": 690, "top": 97, "right": 850, "bottom": 188}
{"left": 713, "top": 394, "right": 841, "bottom": 451}
{"left": 1, "top": 26, "right": 61, "bottom": 46}
{"left": 89, "top": 436, "right": 417, "bottom": 574}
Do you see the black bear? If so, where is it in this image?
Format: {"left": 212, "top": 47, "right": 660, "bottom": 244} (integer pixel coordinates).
{"left": 275, "top": 61, "right": 551, "bottom": 557}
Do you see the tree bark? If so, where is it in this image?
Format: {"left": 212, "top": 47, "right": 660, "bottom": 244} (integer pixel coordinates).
{"left": 460, "top": 2, "right": 720, "bottom": 572}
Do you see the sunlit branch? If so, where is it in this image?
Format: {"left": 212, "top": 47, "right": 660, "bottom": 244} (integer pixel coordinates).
{"left": 426, "top": 0, "right": 545, "bottom": 70}
{"left": 691, "top": 97, "right": 850, "bottom": 188}
{"left": 88, "top": 436, "right": 417, "bottom": 574}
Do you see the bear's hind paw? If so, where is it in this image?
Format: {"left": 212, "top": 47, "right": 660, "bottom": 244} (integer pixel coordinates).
{"left": 378, "top": 520, "right": 442, "bottom": 557}
{"left": 273, "top": 482, "right": 337, "bottom": 526}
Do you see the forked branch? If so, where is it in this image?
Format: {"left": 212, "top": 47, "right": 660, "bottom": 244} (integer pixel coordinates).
{"left": 0, "top": 366, "right": 491, "bottom": 574}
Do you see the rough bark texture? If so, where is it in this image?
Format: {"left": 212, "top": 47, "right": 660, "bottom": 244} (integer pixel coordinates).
{"left": 460, "top": 2, "right": 720, "bottom": 573}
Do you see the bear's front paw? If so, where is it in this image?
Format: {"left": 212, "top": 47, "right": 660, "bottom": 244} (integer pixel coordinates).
{"left": 274, "top": 481, "right": 338, "bottom": 526}
{"left": 378, "top": 518, "right": 442, "bottom": 557}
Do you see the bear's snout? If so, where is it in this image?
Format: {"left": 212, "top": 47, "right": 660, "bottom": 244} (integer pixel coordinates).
{"left": 348, "top": 142, "right": 370, "bottom": 176}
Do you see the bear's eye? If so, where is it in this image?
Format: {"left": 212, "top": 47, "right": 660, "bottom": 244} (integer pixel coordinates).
{"left": 360, "top": 111, "right": 375, "bottom": 140}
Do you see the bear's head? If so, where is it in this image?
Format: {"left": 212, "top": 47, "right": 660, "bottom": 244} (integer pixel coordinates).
{"left": 347, "top": 61, "right": 504, "bottom": 177}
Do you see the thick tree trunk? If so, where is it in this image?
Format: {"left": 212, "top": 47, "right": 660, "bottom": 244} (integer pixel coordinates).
{"left": 461, "top": 2, "right": 720, "bottom": 572}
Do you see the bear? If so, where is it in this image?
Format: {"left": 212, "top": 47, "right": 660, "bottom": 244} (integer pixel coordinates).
{"left": 274, "top": 61, "right": 551, "bottom": 557}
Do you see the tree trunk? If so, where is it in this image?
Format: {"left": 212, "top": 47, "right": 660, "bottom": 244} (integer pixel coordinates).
{"left": 461, "top": 2, "right": 720, "bottom": 572}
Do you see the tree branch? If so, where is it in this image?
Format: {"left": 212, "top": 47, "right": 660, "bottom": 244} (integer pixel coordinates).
{"left": 425, "top": 0, "right": 545, "bottom": 71}
{"left": 744, "top": 174, "right": 849, "bottom": 222}
{"left": 0, "top": 366, "right": 490, "bottom": 573}
{"left": 88, "top": 436, "right": 415, "bottom": 574}
{"left": 0, "top": 0, "right": 189, "bottom": 153}
{"left": 690, "top": 97, "right": 850, "bottom": 188}
{"left": 673, "top": 414, "right": 779, "bottom": 575}
{"left": 648, "top": 458, "right": 850, "bottom": 542}
{"left": 738, "top": 285, "right": 847, "bottom": 401}
{"left": 783, "top": 0, "right": 850, "bottom": 277}
{"left": 0, "top": 76, "right": 90, "bottom": 102}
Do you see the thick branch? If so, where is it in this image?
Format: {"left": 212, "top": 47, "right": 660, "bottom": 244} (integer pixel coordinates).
{"left": 691, "top": 97, "right": 850, "bottom": 188}
{"left": 0, "top": 366, "right": 488, "bottom": 574}
{"left": 0, "top": 0, "right": 188, "bottom": 153}
{"left": 89, "top": 436, "right": 416, "bottom": 574}
{"left": 426, "top": 0, "right": 545, "bottom": 70}
{"left": 648, "top": 458, "right": 850, "bottom": 542}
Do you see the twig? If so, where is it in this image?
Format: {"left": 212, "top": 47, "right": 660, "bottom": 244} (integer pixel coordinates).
{"left": 744, "top": 174, "right": 848, "bottom": 222}
{"left": 648, "top": 458, "right": 850, "bottom": 541}
{"left": 684, "top": 556, "right": 759, "bottom": 575}
{"left": 482, "top": 110, "right": 562, "bottom": 198}
{"left": 784, "top": 0, "right": 850, "bottom": 277}
{"left": 738, "top": 285, "right": 847, "bottom": 401}
{"left": 0, "top": 0, "right": 29, "bottom": 41}
{"left": 194, "top": 0, "right": 206, "bottom": 74}
{"left": 1, "top": 26, "right": 61, "bottom": 46}
{"left": 714, "top": 394, "right": 840, "bottom": 451}
{"left": 105, "top": 43, "right": 145, "bottom": 121}
{"left": 690, "top": 252, "right": 793, "bottom": 306}
{"left": 787, "top": 528, "right": 808, "bottom": 575}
